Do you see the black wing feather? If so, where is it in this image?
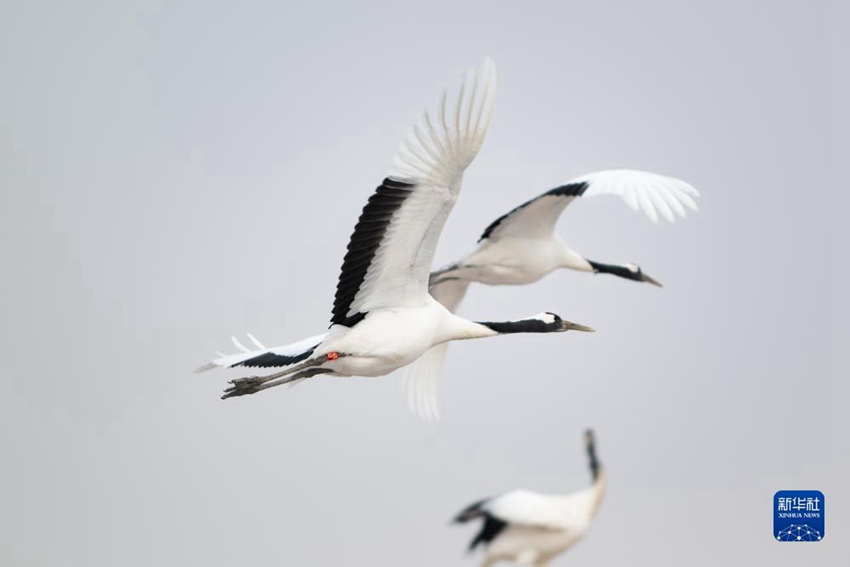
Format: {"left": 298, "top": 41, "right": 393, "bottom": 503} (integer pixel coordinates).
{"left": 454, "top": 497, "right": 508, "bottom": 552}
{"left": 330, "top": 178, "right": 415, "bottom": 327}
{"left": 478, "top": 181, "right": 589, "bottom": 242}
{"left": 470, "top": 515, "right": 508, "bottom": 551}
{"left": 234, "top": 347, "right": 317, "bottom": 369}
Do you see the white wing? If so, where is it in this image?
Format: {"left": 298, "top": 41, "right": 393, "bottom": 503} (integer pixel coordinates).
{"left": 331, "top": 59, "right": 497, "bottom": 326}
{"left": 404, "top": 343, "right": 449, "bottom": 421}
{"left": 479, "top": 169, "right": 699, "bottom": 243}
{"left": 195, "top": 333, "right": 328, "bottom": 371}
{"left": 403, "top": 278, "right": 470, "bottom": 420}
{"left": 486, "top": 490, "right": 573, "bottom": 530}
{"left": 429, "top": 276, "right": 471, "bottom": 313}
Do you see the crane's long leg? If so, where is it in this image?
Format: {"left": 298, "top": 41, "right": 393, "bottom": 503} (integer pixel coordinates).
{"left": 257, "top": 367, "right": 338, "bottom": 392}
{"left": 222, "top": 367, "right": 338, "bottom": 399}
{"left": 221, "top": 353, "right": 347, "bottom": 399}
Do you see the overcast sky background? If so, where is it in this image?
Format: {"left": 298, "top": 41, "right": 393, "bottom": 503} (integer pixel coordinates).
{"left": 2, "top": 1, "right": 847, "bottom": 565}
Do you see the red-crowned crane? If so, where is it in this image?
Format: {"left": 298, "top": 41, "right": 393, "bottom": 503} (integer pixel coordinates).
{"left": 197, "top": 59, "right": 593, "bottom": 400}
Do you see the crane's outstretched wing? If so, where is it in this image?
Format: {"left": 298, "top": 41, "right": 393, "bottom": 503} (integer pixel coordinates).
{"left": 479, "top": 169, "right": 699, "bottom": 243}
{"left": 459, "top": 490, "right": 573, "bottom": 532}
{"left": 454, "top": 496, "right": 508, "bottom": 551}
{"left": 403, "top": 277, "right": 470, "bottom": 420}
{"left": 331, "top": 59, "right": 497, "bottom": 327}
{"left": 195, "top": 333, "right": 328, "bottom": 371}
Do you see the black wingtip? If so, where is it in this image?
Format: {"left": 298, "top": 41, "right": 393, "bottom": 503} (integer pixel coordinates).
{"left": 477, "top": 181, "right": 589, "bottom": 242}
{"left": 330, "top": 179, "right": 415, "bottom": 327}
{"left": 468, "top": 515, "right": 507, "bottom": 551}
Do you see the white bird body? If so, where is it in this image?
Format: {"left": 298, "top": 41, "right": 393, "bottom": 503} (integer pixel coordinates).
{"left": 198, "top": 59, "right": 594, "bottom": 400}
{"left": 455, "top": 431, "right": 606, "bottom": 567}
{"left": 447, "top": 234, "right": 591, "bottom": 286}
{"left": 407, "top": 169, "right": 699, "bottom": 419}
{"left": 483, "top": 486, "right": 602, "bottom": 565}
{"left": 310, "top": 301, "right": 498, "bottom": 377}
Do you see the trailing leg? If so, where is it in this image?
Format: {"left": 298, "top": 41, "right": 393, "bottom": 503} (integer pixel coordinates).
{"left": 221, "top": 353, "right": 345, "bottom": 399}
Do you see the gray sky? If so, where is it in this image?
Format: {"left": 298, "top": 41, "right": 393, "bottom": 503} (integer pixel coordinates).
{"left": 2, "top": 0, "right": 847, "bottom": 565}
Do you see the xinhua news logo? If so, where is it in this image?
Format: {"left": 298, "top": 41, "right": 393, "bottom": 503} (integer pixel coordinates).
{"left": 774, "top": 490, "right": 825, "bottom": 542}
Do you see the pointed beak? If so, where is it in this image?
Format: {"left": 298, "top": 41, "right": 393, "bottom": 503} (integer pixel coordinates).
{"left": 640, "top": 272, "right": 663, "bottom": 287}
{"left": 562, "top": 320, "right": 595, "bottom": 333}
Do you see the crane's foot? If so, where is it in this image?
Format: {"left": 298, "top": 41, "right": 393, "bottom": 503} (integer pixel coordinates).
{"left": 229, "top": 375, "right": 264, "bottom": 387}
{"left": 220, "top": 352, "right": 346, "bottom": 400}
{"left": 222, "top": 376, "right": 266, "bottom": 399}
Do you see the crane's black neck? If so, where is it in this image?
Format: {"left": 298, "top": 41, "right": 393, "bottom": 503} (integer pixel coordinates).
{"left": 477, "top": 316, "right": 562, "bottom": 334}
{"left": 586, "top": 435, "right": 601, "bottom": 482}
{"left": 587, "top": 259, "right": 641, "bottom": 283}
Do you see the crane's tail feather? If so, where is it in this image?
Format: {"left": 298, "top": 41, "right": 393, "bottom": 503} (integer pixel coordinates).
{"left": 195, "top": 333, "right": 328, "bottom": 372}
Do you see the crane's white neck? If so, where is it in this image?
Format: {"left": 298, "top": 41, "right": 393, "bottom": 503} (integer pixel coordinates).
{"left": 588, "top": 470, "right": 607, "bottom": 519}
{"left": 558, "top": 242, "right": 593, "bottom": 272}
{"left": 442, "top": 316, "right": 500, "bottom": 341}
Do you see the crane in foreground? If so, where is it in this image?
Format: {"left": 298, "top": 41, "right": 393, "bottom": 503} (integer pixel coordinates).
{"left": 197, "top": 59, "right": 594, "bottom": 400}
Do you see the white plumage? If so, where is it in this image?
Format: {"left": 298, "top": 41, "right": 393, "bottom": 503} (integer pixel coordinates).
{"left": 197, "top": 59, "right": 594, "bottom": 401}
{"left": 454, "top": 430, "right": 606, "bottom": 567}
{"left": 406, "top": 169, "right": 699, "bottom": 419}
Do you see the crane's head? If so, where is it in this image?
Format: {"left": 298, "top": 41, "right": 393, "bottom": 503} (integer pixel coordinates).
{"left": 587, "top": 260, "right": 662, "bottom": 287}
{"left": 510, "top": 312, "right": 596, "bottom": 333}
{"left": 543, "top": 312, "right": 596, "bottom": 333}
